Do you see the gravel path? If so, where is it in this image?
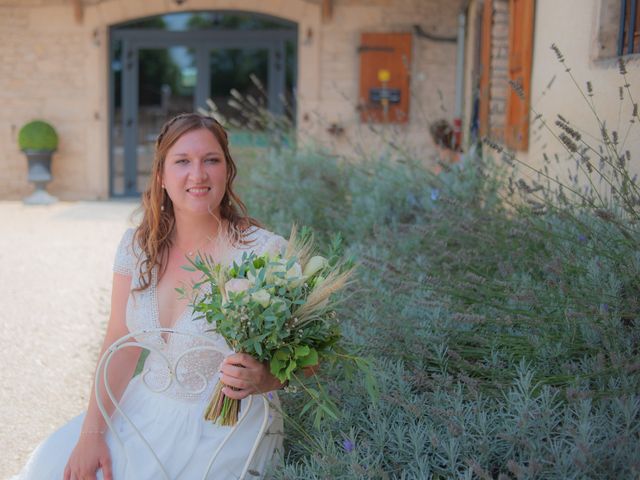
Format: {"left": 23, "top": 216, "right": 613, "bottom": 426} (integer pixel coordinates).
{"left": 0, "top": 200, "right": 138, "bottom": 479}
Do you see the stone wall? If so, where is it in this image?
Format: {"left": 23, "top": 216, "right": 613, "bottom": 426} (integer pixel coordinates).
{"left": 0, "top": 1, "right": 101, "bottom": 200}
{"left": 313, "top": 0, "right": 463, "bottom": 161}
{"left": 523, "top": 0, "right": 640, "bottom": 178}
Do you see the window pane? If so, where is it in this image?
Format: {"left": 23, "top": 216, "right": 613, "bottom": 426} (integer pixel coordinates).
{"left": 137, "top": 47, "right": 196, "bottom": 192}
{"left": 209, "top": 48, "right": 269, "bottom": 128}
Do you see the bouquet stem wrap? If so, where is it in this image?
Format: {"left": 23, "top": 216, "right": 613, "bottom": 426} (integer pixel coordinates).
{"left": 204, "top": 381, "right": 240, "bottom": 426}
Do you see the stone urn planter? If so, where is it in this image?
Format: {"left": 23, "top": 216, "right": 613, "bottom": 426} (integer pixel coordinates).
{"left": 18, "top": 120, "right": 59, "bottom": 205}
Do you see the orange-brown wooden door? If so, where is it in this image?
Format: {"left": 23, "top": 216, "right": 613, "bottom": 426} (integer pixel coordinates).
{"left": 505, "top": 0, "right": 535, "bottom": 150}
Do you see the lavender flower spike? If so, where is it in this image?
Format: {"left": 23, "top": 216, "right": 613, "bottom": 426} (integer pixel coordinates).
{"left": 342, "top": 439, "right": 355, "bottom": 453}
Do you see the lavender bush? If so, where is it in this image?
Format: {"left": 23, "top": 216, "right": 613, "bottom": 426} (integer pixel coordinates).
{"left": 218, "top": 56, "right": 639, "bottom": 478}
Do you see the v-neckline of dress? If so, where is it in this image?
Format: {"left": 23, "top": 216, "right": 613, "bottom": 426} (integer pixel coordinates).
{"left": 151, "top": 267, "right": 192, "bottom": 345}
{"left": 147, "top": 228, "right": 263, "bottom": 344}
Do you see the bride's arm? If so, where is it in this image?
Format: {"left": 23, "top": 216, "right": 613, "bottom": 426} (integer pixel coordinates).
{"left": 82, "top": 272, "right": 140, "bottom": 433}
{"left": 64, "top": 272, "right": 140, "bottom": 480}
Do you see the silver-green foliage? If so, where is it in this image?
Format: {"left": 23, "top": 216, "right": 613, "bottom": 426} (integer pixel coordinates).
{"left": 235, "top": 142, "right": 639, "bottom": 478}
{"left": 229, "top": 60, "right": 640, "bottom": 475}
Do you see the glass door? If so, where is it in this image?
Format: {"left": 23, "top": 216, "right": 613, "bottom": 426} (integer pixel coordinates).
{"left": 136, "top": 46, "right": 196, "bottom": 193}
{"left": 208, "top": 48, "right": 269, "bottom": 145}
{"left": 114, "top": 43, "right": 196, "bottom": 196}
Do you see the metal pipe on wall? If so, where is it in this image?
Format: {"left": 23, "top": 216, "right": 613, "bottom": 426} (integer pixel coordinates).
{"left": 453, "top": 11, "right": 467, "bottom": 149}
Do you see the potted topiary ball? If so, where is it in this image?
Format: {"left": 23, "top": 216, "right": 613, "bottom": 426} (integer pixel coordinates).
{"left": 18, "top": 120, "right": 59, "bottom": 205}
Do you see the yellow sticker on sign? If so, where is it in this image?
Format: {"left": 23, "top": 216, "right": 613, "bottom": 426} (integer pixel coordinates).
{"left": 377, "top": 69, "right": 391, "bottom": 83}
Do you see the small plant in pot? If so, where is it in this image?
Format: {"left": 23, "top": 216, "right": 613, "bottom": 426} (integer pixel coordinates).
{"left": 18, "top": 120, "right": 59, "bottom": 205}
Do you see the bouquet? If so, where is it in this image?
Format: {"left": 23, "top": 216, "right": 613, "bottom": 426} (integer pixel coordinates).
{"left": 187, "top": 226, "right": 369, "bottom": 427}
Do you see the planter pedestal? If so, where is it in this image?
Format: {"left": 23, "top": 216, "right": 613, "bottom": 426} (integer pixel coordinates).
{"left": 23, "top": 150, "right": 57, "bottom": 205}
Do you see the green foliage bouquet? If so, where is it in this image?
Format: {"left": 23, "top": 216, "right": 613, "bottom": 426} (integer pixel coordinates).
{"left": 189, "top": 226, "right": 368, "bottom": 427}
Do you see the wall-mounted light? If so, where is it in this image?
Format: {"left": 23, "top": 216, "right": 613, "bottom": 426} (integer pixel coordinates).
{"left": 303, "top": 27, "right": 313, "bottom": 46}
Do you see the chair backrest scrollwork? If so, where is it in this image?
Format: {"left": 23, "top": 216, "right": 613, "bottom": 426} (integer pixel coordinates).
{"left": 95, "top": 328, "right": 270, "bottom": 480}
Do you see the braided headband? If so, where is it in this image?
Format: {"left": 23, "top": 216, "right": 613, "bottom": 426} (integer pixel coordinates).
{"left": 155, "top": 113, "right": 226, "bottom": 148}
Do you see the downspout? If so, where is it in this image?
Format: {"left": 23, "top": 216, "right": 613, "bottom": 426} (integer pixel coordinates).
{"left": 453, "top": 9, "right": 467, "bottom": 150}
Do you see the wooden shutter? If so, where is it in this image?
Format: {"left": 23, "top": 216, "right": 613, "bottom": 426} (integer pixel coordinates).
{"left": 505, "top": 0, "right": 535, "bottom": 150}
{"left": 479, "top": 0, "right": 493, "bottom": 137}
{"left": 621, "top": 0, "right": 640, "bottom": 54}
{"left": 358, "top": 33, "right": 412, "bottom": 123}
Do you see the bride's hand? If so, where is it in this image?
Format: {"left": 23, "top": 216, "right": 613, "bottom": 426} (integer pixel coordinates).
{"left": 64, "top": 435, "right": 112, "bottom": 480}
{"left": 219, "top": 353, "right": 283, "bottom": 399}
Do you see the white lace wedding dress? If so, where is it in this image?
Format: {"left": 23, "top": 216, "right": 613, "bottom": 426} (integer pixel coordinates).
{"left": 13, "top": 227, "right": 286, "bottom": 480}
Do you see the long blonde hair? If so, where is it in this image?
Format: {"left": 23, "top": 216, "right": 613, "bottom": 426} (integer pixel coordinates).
{"left": 134, "top": 113, "right": 259, "bottom": 291}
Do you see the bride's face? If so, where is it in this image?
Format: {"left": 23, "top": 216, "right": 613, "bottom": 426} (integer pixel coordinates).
{"left": 162, "top": 128, "right": 227, "bottom": 216}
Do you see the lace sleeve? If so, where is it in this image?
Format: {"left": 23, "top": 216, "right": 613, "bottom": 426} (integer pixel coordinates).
{"left": 113, "top": 228, "right": 135, "bottom": 276}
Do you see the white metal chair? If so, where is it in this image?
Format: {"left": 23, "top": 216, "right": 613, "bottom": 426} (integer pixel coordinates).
{"left": 95, "top": 328, "right": 271, "bottom": 480}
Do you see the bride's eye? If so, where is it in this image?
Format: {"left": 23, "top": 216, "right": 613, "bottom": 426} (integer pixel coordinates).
{"left": 205, "top": 157, "right": 220, "bottom": 164}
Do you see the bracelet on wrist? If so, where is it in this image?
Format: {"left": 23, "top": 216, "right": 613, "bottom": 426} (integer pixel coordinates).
{"left": 80, "top": 428, "right": 106, "bottom": 435}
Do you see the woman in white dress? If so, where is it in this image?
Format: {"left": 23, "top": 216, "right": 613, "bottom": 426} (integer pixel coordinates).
{"left": 14, "top": 113, "right": 288, "bottom": 480}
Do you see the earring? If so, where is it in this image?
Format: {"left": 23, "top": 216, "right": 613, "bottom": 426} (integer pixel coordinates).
{"left": 161, "top": 204, "right": 165, "bottom": 211}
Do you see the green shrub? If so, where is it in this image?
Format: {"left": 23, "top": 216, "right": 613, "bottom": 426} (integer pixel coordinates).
{"left": 18, "top": 120, "right": 58, "bottom": 151}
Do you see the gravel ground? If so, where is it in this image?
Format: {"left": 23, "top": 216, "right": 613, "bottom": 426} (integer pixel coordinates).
{"left": 0, "top": 200, "right": 138, "bottom": 479}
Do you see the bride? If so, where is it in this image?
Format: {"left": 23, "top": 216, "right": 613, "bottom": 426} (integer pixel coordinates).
{"left": 14, "top": 113, "right": 288, "bottom": 480}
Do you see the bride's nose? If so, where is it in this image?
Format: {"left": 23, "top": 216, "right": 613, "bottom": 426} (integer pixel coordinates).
{"left": 189, "top": 160, "right": 208, "bottom": 181}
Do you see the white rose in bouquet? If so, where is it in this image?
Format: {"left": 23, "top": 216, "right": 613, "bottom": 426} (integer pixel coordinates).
{"left": 224, "top": 278, "right": 251, "bottom": 301}
{"left": 251, "top": 288, "right": 271, "bottom": 308}
{"left": 266, "top": 259, "right": 304, "bottom": 287}
{"left": 261, "top": 235, "right": 288, "bottom": 258}
{"left": 303, "top": 255, "right": 328, "bottom": 278}
{"left": 286, "top": 262, "right": 304, "bottom": 287}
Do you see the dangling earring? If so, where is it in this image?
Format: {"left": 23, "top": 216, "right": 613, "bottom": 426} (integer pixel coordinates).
{"left": 160, "top": 184, "right": 166, "bottom": 211}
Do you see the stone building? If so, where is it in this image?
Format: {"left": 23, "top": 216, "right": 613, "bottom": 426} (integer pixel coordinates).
{"left": 0, "top": 0, "right": 465, "bottom": 200}
{"left": 4, "top": 0, "right": 638, "bottom": 201}
{"left": 462, "top": 0, "right": 640, "bottom": 179}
